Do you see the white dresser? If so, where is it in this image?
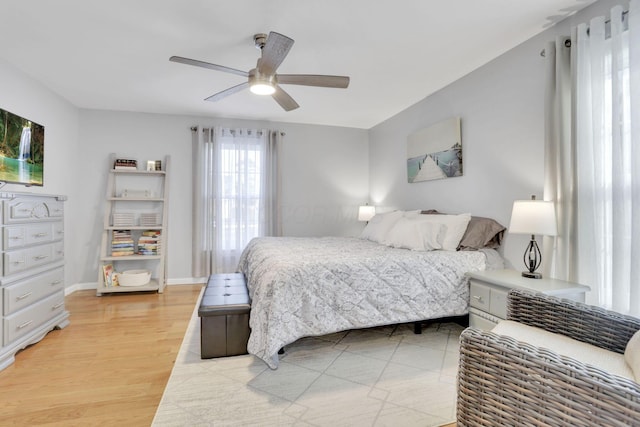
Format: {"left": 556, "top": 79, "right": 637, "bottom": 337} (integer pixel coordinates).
{"left": 0, "top": 192, "right": 69, "bottom": 371}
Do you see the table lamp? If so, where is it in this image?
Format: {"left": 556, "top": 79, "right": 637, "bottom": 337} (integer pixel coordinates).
{"left": 508, "top": 195, "right": 557, "bottom": 279}
{"left": 358, "top": 205, "right": 376, "bottom": 222}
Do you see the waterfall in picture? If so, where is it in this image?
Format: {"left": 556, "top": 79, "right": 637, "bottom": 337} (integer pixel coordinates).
{"left": 18, "top": 126, "right": 31, "bottom": 161}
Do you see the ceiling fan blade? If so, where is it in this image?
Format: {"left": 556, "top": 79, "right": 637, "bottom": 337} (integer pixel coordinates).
{"left": 272, "top": 86, "right": 299, "bottom": 111}
{"left": 205, "top": 82, "right": 250, "bottom": 102}
{"left": 170, "top": 56, "right": 248, "bottom": 77}
{"left": 258, "top": 32, "right": 294, "bottom": 75}
{"left": 277, "top": 74, "right": 350, "bottom": 88}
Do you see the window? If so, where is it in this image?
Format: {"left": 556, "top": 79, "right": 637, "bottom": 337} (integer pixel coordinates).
{"left": 192, "top": 127, "right": 280, "bottom": 275}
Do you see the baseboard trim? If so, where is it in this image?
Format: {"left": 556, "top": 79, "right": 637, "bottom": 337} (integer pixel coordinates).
{"left": 65, "top": 278, "right": 207, "bottom": 295}
{"left": 65, "top": 282, "right": 97, "bottom": 295}
{"left": 167, "top": 277, "right": 208, "bottom": 285}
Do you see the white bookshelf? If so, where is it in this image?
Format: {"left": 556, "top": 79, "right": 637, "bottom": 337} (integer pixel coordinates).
{"left": 96, "top": 154, "right": 170, "bottom": 295}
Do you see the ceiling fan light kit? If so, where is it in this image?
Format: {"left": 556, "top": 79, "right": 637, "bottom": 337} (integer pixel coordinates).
{"left": 248, "top": 69, "right": 276, "bottom": 95}
{"left": 170, "top": 31, "right": 350, "bottom": 111}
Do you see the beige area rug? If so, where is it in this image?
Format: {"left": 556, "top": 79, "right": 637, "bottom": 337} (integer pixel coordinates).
{"left": 152, "top": 295, "right": 462, "bottom": 427}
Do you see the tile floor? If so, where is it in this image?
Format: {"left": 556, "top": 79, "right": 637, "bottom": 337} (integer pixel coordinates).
{"left": 153, "top": 307, "right": 463, "bottom": 427}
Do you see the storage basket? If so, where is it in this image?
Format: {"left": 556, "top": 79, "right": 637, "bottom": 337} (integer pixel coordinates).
{"left": 118, "top": 269, "right": 151, "bottom": 287}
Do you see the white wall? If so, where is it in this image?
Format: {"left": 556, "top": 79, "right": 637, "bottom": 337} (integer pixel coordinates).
{"left": 367, "top": 0, "right": 625, "bottom": 270}
{"left": 369, "top": 42, "right": 544, "bottom": 270}
{"left": 76, "top": 110, "right": 368, "bottom": 283}
{"left": 0, "top": 59, "right": 81, "bottom": 286}
{"left": 0, "top": 0, "right": 622, "bottom": 287}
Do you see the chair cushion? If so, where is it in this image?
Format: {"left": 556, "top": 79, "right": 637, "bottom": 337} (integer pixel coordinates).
{"left": 492, "top": 320, "right": 635, "bottom": 382}
{"left": 625, "top": 329, "right": 640, "bottom": 382}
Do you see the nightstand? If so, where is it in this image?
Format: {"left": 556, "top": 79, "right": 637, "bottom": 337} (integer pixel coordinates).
{"left": 466, "top": 269, "right": 590, "bottom": 330}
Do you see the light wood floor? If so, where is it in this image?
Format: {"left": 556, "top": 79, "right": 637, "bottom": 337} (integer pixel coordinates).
{"left": 0, "top": 284, "right": 203, "bottom": 427}
{"left": 0, "top": 285, "right": 459, "bottom": 427}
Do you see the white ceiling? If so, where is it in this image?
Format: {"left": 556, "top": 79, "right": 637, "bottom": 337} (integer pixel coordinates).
{"left": 0, "top": 0, "right": 595, "bottom": 129}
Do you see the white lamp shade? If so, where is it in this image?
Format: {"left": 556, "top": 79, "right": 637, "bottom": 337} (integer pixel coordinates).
{"left": 509, "top": 200, "right": 557, "bottom": 236}
{"left": 358, "top": 205, "right": 376, "bottom": 222}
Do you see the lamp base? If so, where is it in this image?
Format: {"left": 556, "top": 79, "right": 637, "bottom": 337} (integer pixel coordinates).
{"left": 521, "top": 271, "right": 542, "bottom": 279}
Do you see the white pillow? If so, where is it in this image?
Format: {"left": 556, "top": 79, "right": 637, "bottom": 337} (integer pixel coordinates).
{"left": 360, "top": 210, "right": 404, "bottom": 243}
{"left": 412, "top": 213, "right": 472, "bottom": 251}
{"left": 384, "top": 217, "right": 445, "bottom": 251}
{"left": 625, "top": 329, "right": 640, "bottom": 381}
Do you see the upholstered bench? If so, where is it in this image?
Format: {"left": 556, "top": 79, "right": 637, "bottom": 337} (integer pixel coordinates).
{"left": 198, "top": 273, "right": 251, "bottom": 359}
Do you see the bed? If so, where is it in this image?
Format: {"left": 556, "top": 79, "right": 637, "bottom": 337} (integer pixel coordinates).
{"left": 237, "top": 210, "right": 506, "bottom": 369}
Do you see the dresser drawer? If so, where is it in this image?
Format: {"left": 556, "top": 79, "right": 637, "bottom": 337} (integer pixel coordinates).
{"left": 3, "top": 197, "right": 64, "bottom": 224}
{"left": 4, "top": 243, "right": 56, "bottom": 276}
{"left": 4, "top": 267, "right": 65, "bottom": 315}
{"left": 4, "top": 291, "right": 65, "bottom": 345}
{"left": 4, "top": 223, "right": 61, "bottom": 250}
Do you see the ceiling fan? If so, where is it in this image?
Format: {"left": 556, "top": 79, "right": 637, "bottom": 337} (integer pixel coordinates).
{"left": 170, "top": 31, "right": 350, "bottom": 111}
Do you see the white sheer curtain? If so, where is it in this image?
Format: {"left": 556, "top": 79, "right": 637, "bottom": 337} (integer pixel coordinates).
{"left": 543, "top": 36, "right": 576, "bottom": 281}
{"left": 192, "top": 127, "right": 282, "bottom": 276}
{"left": 545, "top": 0, "right": 640, "bottom": 315}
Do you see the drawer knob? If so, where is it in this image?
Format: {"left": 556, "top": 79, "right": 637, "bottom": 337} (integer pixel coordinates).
{"left": 52, "top": 302, "right": 64, "bottom": 310}
{"left": 472, "top": 295, "right": 484, "bottom": 302}
{"left": 51, "top": 280, "right": 62, "bottom": 286}
{"left": 34, "top": 255, "right": 49, "bottom": 260}
{"left": 34, "top": 232, "right": 48, "bottom": 238}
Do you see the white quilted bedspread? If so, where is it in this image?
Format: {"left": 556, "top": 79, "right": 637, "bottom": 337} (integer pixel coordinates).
{"left": 237, "top": 236, "right": 488, "bottom": 369}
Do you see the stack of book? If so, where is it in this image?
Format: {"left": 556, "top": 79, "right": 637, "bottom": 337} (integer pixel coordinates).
{"left": 112, "top": 230, "right": 134, "bottom": 256}
{"left": 114, "top": 159, "right": 138, "bottom": 170}
{"left": 138, "top": 229, "right": 161, "bottom": 256}
{"left": 112, "top": 212, "right": 135, "bottom": 227}
{"left": 139, "top": 213, "right": 160, "bottom": 227}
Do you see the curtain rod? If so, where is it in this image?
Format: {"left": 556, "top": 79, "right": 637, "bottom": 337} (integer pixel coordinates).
{"left": 191, "top": 126, "right": 285, "bottom": 136}
{"left": 539, "top": 9, "right": 629, "bottom": 57}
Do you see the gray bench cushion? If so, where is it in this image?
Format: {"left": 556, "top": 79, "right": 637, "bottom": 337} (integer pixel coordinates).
{"left": 199, "top": 274, "right": 251, "bottom": 316}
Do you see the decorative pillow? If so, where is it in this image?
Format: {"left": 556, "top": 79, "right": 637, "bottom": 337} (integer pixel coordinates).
{"left": 413, "top": 213, "right": 472, "bottom": 251}
{"left": 384, "top": 217, "right": 445, "bottom": 251}
{"left": 625, "top": 329, "right": 640, "bottom": 381}
{"left": 458, "top": 216, "right": 506, "bottom": 250}
{"left": 360, "top": 210, "right": 404, "bottom": 243}
{"left": 421, "top": 210, "right": 506, "bottom": 250}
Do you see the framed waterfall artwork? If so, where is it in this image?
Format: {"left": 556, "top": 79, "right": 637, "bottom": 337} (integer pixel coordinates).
{"left": 0, "top": 107, "right": 45, "bottom": 186}
{"left": 407, "top": 117, "right": 462, "bottom": 183}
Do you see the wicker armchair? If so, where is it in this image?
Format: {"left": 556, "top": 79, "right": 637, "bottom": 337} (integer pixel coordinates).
{"left": 457, "top": 289, "right": 640, "bottom": 426}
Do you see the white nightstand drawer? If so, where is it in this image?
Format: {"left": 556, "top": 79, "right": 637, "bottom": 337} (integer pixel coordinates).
{"left": 489, "top": 287, "right": 508, "bottom": 318}
{"left": 470, "top": 279, "right": 509, "bottom": 319}
{"left": 469, "top": 281, "right": 491, "bottom": 311}
{"left": 469, "top": 308, "right": 500, "bottom": 330}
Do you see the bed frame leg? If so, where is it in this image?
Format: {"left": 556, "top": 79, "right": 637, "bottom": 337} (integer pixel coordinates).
{"left": 413, "top": 322, "right": 422, "bottom": 334}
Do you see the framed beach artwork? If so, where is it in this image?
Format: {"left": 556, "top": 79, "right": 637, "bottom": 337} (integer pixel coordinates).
{"left": 407, "top": 117, "right": 462, "bottom": 183}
